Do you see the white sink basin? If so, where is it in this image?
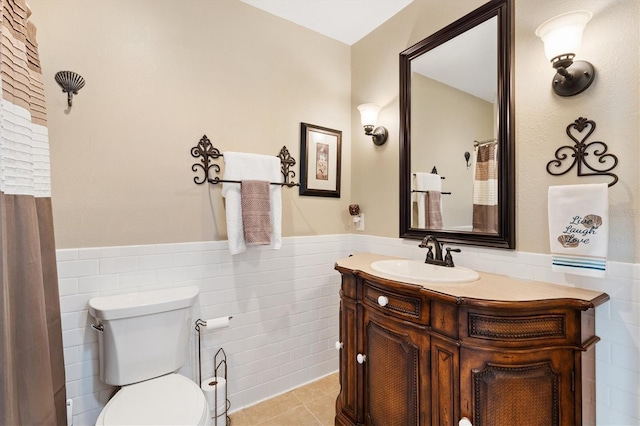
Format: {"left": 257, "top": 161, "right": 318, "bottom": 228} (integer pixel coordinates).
{"left": 370, "top": 259, "right": 480, "bottom": 283}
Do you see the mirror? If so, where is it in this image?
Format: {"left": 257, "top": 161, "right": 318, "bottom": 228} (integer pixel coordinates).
{"left": 399, "top": 0, "right": 515, "bottom": 249}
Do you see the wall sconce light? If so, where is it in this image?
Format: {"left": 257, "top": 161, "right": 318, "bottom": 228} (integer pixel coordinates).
{"left": 357, "top": 103, "right": 388, "bottom": 145}
{"left": 535, "top": 10, "right": 595, "bottom": 97}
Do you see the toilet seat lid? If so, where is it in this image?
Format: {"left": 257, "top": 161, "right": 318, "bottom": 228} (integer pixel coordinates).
{"left": 99, "top": 373, "right": 208, "bottom": 425}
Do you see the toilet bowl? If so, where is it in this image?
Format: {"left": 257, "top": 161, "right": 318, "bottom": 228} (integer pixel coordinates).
{"left": 95, "top": 374, "right": 211, "bottom": 426}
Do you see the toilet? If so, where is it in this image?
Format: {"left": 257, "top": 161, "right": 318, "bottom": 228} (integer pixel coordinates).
{"left": 89, "top": 285, "right": 211, "bottom": 426}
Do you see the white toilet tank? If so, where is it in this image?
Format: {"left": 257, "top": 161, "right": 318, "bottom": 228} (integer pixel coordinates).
{"left": 89, "top": 286, "right": 199, "bottom": 386}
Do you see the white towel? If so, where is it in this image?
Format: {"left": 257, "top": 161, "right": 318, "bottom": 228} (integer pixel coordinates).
{"left": 413, "top": 173, "right": 442, "bottom": 228}
{"left": 221, "top": 152, "right": 282, "bottom": 255}
{"left": 548, "top": 184, "right": 608, "bottom": 277}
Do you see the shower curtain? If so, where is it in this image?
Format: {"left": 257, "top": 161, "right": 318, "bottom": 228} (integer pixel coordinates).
{"left": 0, "top": 0, "right": 67, "bottom": 424}
{"left": 472, "top": 142, "right": 498, "bottom": 233}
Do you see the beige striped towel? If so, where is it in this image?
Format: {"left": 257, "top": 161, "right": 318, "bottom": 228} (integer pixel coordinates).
{"left": 425, "top": 191, "right": 443, "bottom": 229}
{"left": 241, "top": 180, "right": 272, "bottom": 245}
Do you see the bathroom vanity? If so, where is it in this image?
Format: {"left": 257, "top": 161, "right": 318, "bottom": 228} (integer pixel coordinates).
{"left": 334, "top": 253, "right": 609, "bottom": 426}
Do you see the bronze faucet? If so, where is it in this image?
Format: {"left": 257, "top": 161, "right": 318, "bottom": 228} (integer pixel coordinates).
{"left": 419, "top": 235, "right": 461, "bottom": 267}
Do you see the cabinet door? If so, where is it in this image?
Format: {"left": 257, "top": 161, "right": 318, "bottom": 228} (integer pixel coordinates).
{"left": 363, "top": 309, "right": 430, "bottom": 426}
{"left": 460, "top": 348, "right": 575, "bottom": 426}
{"left": 431, "top": 336, "right": 460, "bottom": 426}
{"left": 337, "top": 296, "right": 362, "bottom": 425}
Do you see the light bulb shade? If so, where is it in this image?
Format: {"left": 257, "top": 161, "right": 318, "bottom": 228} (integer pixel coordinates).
{"left": 535, "top": 10, "right": 592, "bottom": 61}
{"left": 357, "top": 103, "right": 380, "bottom": 127}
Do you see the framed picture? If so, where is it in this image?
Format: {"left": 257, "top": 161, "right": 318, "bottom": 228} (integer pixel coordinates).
{"left": 299, "top": 122, "right": 342, "bottom": 197}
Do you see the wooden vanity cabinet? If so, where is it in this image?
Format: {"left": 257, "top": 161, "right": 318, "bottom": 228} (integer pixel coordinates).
{"left": 335, "top": 259, "right": 609, "bottom": 426}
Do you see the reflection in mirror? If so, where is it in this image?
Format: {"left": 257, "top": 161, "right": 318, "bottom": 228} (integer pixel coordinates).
{"left": 400, "top": 0, "right": 514, "bottom": 249}
{"left": 411, "top": 16, "right": 498, "bottom": 233}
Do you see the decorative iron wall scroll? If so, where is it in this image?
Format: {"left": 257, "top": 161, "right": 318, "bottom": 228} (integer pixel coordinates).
{"left": 546, "top": 117, "right": 618, "bottom": 187}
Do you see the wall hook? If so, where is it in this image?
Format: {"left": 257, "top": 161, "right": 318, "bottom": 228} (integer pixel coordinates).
{"left": 464, "top": 151, "right": 471, "bottom": 168}
{"left": 54, "top": 71, "right": 85, "bottom": 107}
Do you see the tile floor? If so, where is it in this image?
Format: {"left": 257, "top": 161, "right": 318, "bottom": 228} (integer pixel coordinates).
{"left": 228, "top": 372, "right": 339, "bottom": 425}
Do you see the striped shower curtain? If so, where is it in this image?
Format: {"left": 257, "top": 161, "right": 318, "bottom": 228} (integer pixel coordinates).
{"left": 0, "top": 0, "right": 67, "bottom": 424}
{"left": 472, "top": 142, "right": 498, "bottom": 233}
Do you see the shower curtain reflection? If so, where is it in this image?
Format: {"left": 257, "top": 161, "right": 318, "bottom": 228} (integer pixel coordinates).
{"left": 472, "top": 141, "right": 498, "bottom": 233}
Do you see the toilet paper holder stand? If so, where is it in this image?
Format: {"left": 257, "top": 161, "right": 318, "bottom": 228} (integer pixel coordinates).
{"left": 195, "top": 319, "right": 230, "bottom": 425}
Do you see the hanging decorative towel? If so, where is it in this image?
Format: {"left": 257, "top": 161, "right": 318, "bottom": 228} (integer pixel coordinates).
{"left": 425, "top": 191, "right": 443, "bottom": 229}
{"left": 548, "top": 184, "right": 608, "bottom": 277}
{"left": 241, "top": 180, "right": 272, "bottom": 245}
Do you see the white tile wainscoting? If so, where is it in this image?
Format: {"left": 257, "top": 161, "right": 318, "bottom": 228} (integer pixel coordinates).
{"left": 57, "top": 234, "right": 639, "bottom": 425}
{"left": 57, "top": 235, "right": 349, "bottom": 425}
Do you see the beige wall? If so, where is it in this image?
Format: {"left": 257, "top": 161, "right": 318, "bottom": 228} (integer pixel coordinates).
{"left": 352, "top": 0, "right": 639, "bottom": 263}
{"left": 32, "top": 0, "right": 639, "bottom": 262}
{"left": 30, "top": 0, "right": 353, "bottom": 249}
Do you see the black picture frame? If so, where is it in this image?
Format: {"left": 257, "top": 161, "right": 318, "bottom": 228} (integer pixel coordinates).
{"left": 299, "top": 122, "right": 342, "bottom": 198}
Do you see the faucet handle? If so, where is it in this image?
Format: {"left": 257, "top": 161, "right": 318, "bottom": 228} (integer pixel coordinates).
{"left": 426, "top": 246, "right": 434, "bottom": 260}
{"left": 444, "top": 247, "right": 461, "bottom": 267}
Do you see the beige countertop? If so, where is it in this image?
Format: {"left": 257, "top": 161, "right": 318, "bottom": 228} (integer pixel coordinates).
{"left": 335, "top": 253, "right": 609, "bottom": 306}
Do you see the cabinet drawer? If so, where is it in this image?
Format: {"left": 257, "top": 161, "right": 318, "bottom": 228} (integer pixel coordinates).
{"left": 464, "top": 312, "right": 567, "bottom": 345}
{"left": 363, "top": 281, "right": 429, "bottom": 324}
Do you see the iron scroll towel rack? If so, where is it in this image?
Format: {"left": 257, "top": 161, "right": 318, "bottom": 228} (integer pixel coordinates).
{"left": 191, "top": 134, "right": 299, "bottom": 187}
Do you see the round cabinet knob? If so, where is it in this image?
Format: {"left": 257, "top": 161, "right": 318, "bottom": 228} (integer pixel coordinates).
{"left": 356, "top": 353, "right": 366, "bottom": 364}
{"left": 335, "top": 341, "right": 343, "bottom": 350}
{"left": 377, "top": 295, "right": 389, "bottom": 307}
{"left": 459, "top": 417, "right": 473, "bottom": 426}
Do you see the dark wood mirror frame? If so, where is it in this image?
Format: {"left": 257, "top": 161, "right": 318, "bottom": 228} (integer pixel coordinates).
{"left": 399, "top": 0, "right": 515, "bottom": 249}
